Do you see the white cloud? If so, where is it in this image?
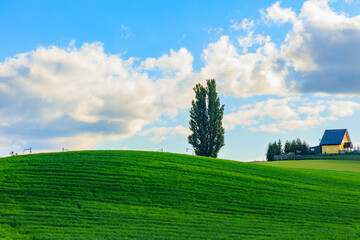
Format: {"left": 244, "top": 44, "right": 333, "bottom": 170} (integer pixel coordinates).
{"left": 204, "top": 0, "right": 359, "bottom": 97}
{"left": 224, "top": 96, "right": 360, "bottom": 133}
{"left": 0, "top": 43, "right": 195, "bottom": 151}
{"left": 329, "top": 101, "right": 360, "bottom": 117}
{"left": 297, "top": 104, "right": 326, "bottom": 115}
{"left": 224, "top": 97, "right": 300, "bottom": 131}
{"left": 263, "top": 2, "right": 298, "bottom": 24}
{"left": 0, "top": 137, "right": 25, "bottom": 154}
{"left": 258, "top": 1, "right": 360, "bottom": 94}
{"left": 258, "top": 123, "right": 287, "bottom": 134}
{"left": 200, "top": 36, "right": 292, "bottom": 97}
{"left": 238, "top": 31, "right": 267, "bottom": 53}
{"left": 279, "top": 0, "right": 360, "bottom": 92}
{"left": 142, "top": 48, "right": 193, "bottom": 74}
{"left": 300, "top": 0, "right": 360, "bottom": 30}
{"left": 139, "top": 125, "right": 190, "bottom": 142}
{"left": 51, "top": 133, "right": 119, "bottom": 151}
{"left": 230, "top": 18, "right": 255, "bottom": 31}
{"left": 278, "top": 116, "right": 333, "bottom": 131}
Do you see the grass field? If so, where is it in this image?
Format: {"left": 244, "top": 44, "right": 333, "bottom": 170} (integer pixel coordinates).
{"left": 257, "top": 160, "right": 360, "bottom": 172}
{"left": 0, "top": 151, "right": 359, "bottom": 239}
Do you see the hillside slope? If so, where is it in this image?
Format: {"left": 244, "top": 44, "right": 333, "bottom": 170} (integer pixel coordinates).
{"left": 0, "top": 151, "right": 359, "bottom": 239}
{"left": 257, "top": 159, "right": 360, "bottom": 172}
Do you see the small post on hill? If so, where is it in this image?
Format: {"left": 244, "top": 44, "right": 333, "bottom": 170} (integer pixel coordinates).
{"left": 62, "top": 147, "right": 69, "bottom": 152}
{"left": 23, "top": 147, "right": 32, "bottom": 154}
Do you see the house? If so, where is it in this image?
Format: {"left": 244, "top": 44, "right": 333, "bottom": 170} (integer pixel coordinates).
{"left": 320, "top": 129, "right": 353, "bottom": 154}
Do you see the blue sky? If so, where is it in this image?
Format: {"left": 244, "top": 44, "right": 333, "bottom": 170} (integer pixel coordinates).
{"left": 1, "top": 0, "right": 360, "bottom": 160}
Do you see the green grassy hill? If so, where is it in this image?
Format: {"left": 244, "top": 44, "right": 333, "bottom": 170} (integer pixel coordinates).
{"left": 0, "top": 151, "right": 359, "bottom": 239}
{"left": 257, "top": 159, "right": 360, "bottom": 172}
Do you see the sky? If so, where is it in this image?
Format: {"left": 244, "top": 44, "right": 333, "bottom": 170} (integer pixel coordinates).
{"left": 1, "top": 0, "right": 360, "bottom": 161}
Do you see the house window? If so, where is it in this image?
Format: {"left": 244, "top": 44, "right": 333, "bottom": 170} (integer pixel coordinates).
{"left": 334, "top": 147, "right": 336, "bottom": 150}
{"left": 327, "top": 147, "right": 329, "bottom": 151}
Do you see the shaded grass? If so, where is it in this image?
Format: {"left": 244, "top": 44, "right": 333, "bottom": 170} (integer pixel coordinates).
{"left": 257, "top": 159, "right": 360, "bottom": 172}
{"left": 0, "top": 150, "right": 359, "bottom": 239}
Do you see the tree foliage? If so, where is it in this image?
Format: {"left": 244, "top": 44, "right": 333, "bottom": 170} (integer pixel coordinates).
{"left": 267, "top": 138, "right": 310, "bottom": 161}
{"left": 277, "top": 139, "right": 283, "bottom": 155}
{"left": 266, "top": 140, "right": 282, "bottom": 161}
{"left": 188, "top": 79, "right": 225, "bottom": 158}
{"left": 283, "top": 138, "right": 310, "bottom": 154}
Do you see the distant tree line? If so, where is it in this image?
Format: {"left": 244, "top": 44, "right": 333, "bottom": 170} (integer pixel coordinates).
{"left": 266, "top": 138, "right": 310, "bottom": 161}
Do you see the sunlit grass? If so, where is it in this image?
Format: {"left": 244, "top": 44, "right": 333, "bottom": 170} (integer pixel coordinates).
{"left": 0, "top": 151, "right": 359, "bottom": 239}
{"left": 257, "top": 159, "right": 360, "bottom": 172}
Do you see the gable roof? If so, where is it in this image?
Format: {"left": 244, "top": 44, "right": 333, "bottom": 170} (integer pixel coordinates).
{"left": 320, "top": 129, "right": 348, "bottom": 145}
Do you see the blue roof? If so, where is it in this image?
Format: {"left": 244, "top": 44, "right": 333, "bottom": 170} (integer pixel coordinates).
{"left": 320, "top": 129, "right": 347, "bottom": 145}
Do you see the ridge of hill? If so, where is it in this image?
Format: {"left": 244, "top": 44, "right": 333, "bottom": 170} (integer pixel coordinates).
{"left": 0, "top": 150, "right": 359, "bottom": 239}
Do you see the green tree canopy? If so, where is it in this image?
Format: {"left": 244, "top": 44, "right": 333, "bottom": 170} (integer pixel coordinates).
{"left": 276, "top": 138, "right": 310, "bottom": 156}
{"left": 188, "top": 79, "right": 225, "bottom": 158}
{"left": 266, "top": 140, "right": 282, "bottom": 161}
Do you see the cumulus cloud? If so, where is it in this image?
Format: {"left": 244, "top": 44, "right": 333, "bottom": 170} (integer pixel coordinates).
{"left": 253, "top": 0, "right": 360, "bottom": 94}
{"left": 139, "top": 125, "right": 190, "bottom": 142}
{"left": 238, "top": 32, "right": 268, "bottom": 54}
{"left": 224, "top": 97, "right": 299, "bottom": 130}
{"left": 224, "top": 97, "right": 360, "bottom": 133}
{"left": 142, "top": 48, "right": 193, "bottom": 74}
{"left": 275, "top": 0, "right": 360, "bottom": 93}
{"left": 201, "top": 0, "right": 354, "bottom": 98}
{"left": 328, "top": 101, "right": 360, "bottom": 117}
{"left": 200, "top": 36, "right": 292, "bottom": 97}
{"left": 263, "top": 2, "right": 298, "bottom": 24}
{"left": 0, "top": 43, "right": 195, "bottom": 151}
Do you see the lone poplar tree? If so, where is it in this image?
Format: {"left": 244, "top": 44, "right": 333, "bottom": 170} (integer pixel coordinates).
{"left": 188, "top": 79, "right": 225, "bottom": 158}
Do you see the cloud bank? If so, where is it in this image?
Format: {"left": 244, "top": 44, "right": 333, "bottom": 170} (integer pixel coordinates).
{"left": 1, "top": 0, "right": 360, "bottom": 153}
{"left": 224, "top": 97, "right": 360, "bottom": 133}
{"left": 203, "top": 0, "right": 360, "bottom": 96}
{"left": 0, "top": 43, "right": 195, "bottom": 151}
{"left": 266, "top": 0, "right": 360, "bottom": 94}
